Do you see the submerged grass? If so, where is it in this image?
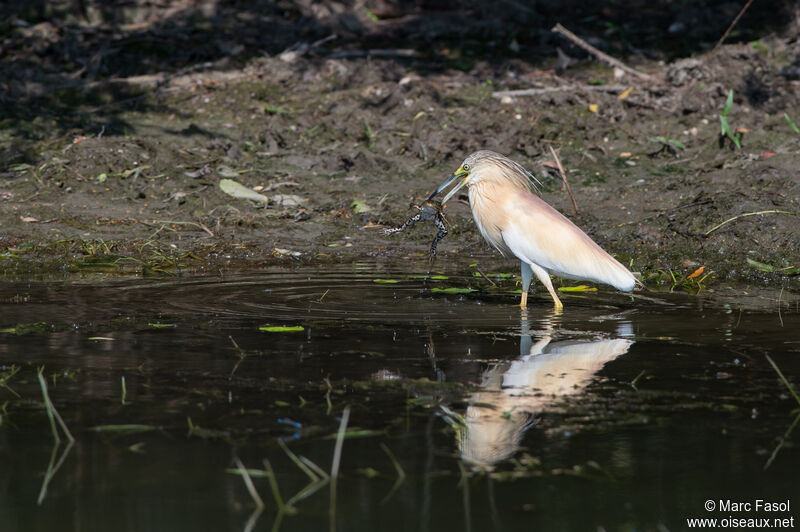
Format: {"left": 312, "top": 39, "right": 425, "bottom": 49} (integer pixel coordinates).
{"left": 329, "top": 406, "right": 350, "bottom": 532}
{"left": 37, "top": 367, "right": 74, "bottom": 443}
{"left": 225, "top": 407, "right": 353, "bottom": 531}
{"left": 763, "top": 355, "right": 800, "bottom": 470}
{"left": 232, "top": 456, "right": 265, "bottom": 532}
{"left": 379, "top": 443, "right": 406, "bottom": 505}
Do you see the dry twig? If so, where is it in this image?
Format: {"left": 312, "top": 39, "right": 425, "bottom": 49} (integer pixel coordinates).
{"left": 492, "top": 84, "right": 627, "bottom": 99}
{"left": 549, "top": 146, "right": 579, "bottom": 215}
{"left": 704, "top": 210, "right": 798, "bottom": 236}
{"left": 551, "top": 23, "right": 651, "bottom": 80}
{"left": 710, "top": 0, "right": 756, "bottom": 56}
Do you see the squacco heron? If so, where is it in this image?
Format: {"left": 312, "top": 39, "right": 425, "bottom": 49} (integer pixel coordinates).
{"left": 430, "top": 150, "right": 636, "bottom": 309}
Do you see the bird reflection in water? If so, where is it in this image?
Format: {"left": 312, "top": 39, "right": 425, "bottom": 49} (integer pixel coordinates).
{"left": 453, "top": 310, "right": 634, "bottom": 468}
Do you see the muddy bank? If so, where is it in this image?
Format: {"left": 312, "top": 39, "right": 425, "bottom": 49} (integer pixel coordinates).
{"left": 1, "top": 1, "right": 799, "bottom": 295}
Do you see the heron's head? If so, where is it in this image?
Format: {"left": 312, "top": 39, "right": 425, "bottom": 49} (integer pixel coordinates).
{"left": 429, "top": 151, "right": 540, "bottom": 204}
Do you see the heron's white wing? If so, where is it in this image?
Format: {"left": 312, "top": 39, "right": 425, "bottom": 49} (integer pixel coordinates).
{"left": 500, "top": 192, "right": 635, "bottom": 291}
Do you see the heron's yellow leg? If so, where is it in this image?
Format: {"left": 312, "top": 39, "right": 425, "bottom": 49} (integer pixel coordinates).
{"left": 519, "top": 262, "right": 533, "bottom": 308}
{"left": 529, "top": 262, "right": 563, "bottom": 310}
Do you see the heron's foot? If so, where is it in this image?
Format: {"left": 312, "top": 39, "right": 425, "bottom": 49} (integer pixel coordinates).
{"left": 519, "top": 291, "right": 528, "bottom": 307}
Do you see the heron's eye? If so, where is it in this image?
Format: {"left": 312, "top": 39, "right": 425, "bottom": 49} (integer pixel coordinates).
{"left": 462, "top": 163, "right": 470, "bottom": 172}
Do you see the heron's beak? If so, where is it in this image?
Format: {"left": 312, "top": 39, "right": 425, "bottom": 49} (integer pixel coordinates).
{"left": 428, "top": 165, "right": 469, "bottom": 203}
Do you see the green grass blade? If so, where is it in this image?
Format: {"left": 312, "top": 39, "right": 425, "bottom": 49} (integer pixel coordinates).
{"left": 784, "top": 113, "right": 800, "bottom": 134}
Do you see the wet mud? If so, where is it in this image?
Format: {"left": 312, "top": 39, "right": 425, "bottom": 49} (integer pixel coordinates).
{"left": 0, "top": 1, "right": 799, "bottom": 297}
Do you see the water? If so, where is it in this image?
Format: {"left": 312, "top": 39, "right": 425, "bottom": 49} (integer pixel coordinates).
{"left": 1, "top": 264, "right": 798, "bottom": 531}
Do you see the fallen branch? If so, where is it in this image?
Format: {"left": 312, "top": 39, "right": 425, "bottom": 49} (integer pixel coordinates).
{"left": 549, "top": 146, "right": 579, "bottom": 215}
{"left": 704, "top": 210, "right": 798, "bottom": 236}
{"left": 551, "top": 23, "right": 651, "bottom": 80}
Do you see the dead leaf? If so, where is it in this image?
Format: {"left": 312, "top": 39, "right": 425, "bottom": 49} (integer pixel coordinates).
{"left": 759, "top": 151, "right": 775, "bottom": 160}
{"left": 273, "top": 247, "right": 301, "bottom": 257}
{"left": 588, "top": 104, "right": 599, "bottom": 113}
{"left": 219, "top": 179, "right": 269, "bottom": 204}
{"left": 73, "top": 136, "right": 88, "bottom": 144}
{"left": 20, "top": 216, "right": 39, "bottom": 223}
{"left": 687, "top": 265, "right": 706, "bottom": 279}
{"left": 618, "top": 87, "right": 633, "bottom": 100}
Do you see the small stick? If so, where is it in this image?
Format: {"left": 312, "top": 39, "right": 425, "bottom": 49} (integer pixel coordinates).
{"left": 704, "top": 210, "right": 798, "bottom": 236}
{"left": 151, "top": 219, "right": 214, "bottom": 237}
{"left": 492, "top": 85, "right": 627, "bottom": 99}
{"left": 551, "top": 23, "right": 651, "bottom": 80}
{"left": 710, "top": 0, "right": 756, "bottom": 56}
{"left": 473, "top": 266, "right": 497, "bottom": 287}
{"left": 549, "top": 146, "right": 579, "bottom": 215}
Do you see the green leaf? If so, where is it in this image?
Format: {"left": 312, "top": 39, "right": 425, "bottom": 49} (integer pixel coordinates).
{"left": 351, "top": 200, "right": 372, "bottom": 213}
{"left": 0, "top": 322, "right": 51, "bottom": 335}
{"left": 720, "top": 115, "right": 731, "bottom": 137}
{"left": 97, "top": 173, "right": 107, "bottom": 183}
{"left": 746, "top": 258, "right": 799, "bottom": 274}
{"left": 667, "top": 138, "right": 686, "bottom": 150}
{"left": 723, "top": 89, "right": 734, "bottom": 116}
{"left": 147, "top": 323, "right": 176, "bottom": 329}
{"left": 731, "top": 132, "right": 742, "bottom": 149}
{"left": 373, "top": 279, "right": 399, "bottom": 284}
{"left": 558, "top": 285, "right": 598, "bottom": 292}
{"left": 468, "top": 262, "right": 478, "bottom": 267}
{"left": 259, "top": 325, "right": 305, "bottom": 332}
{"left": 431, "top": 287, "right": 476, "bottom": 294}
{"left": 473, "top": 272, "right": 514, "bottom": 279}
